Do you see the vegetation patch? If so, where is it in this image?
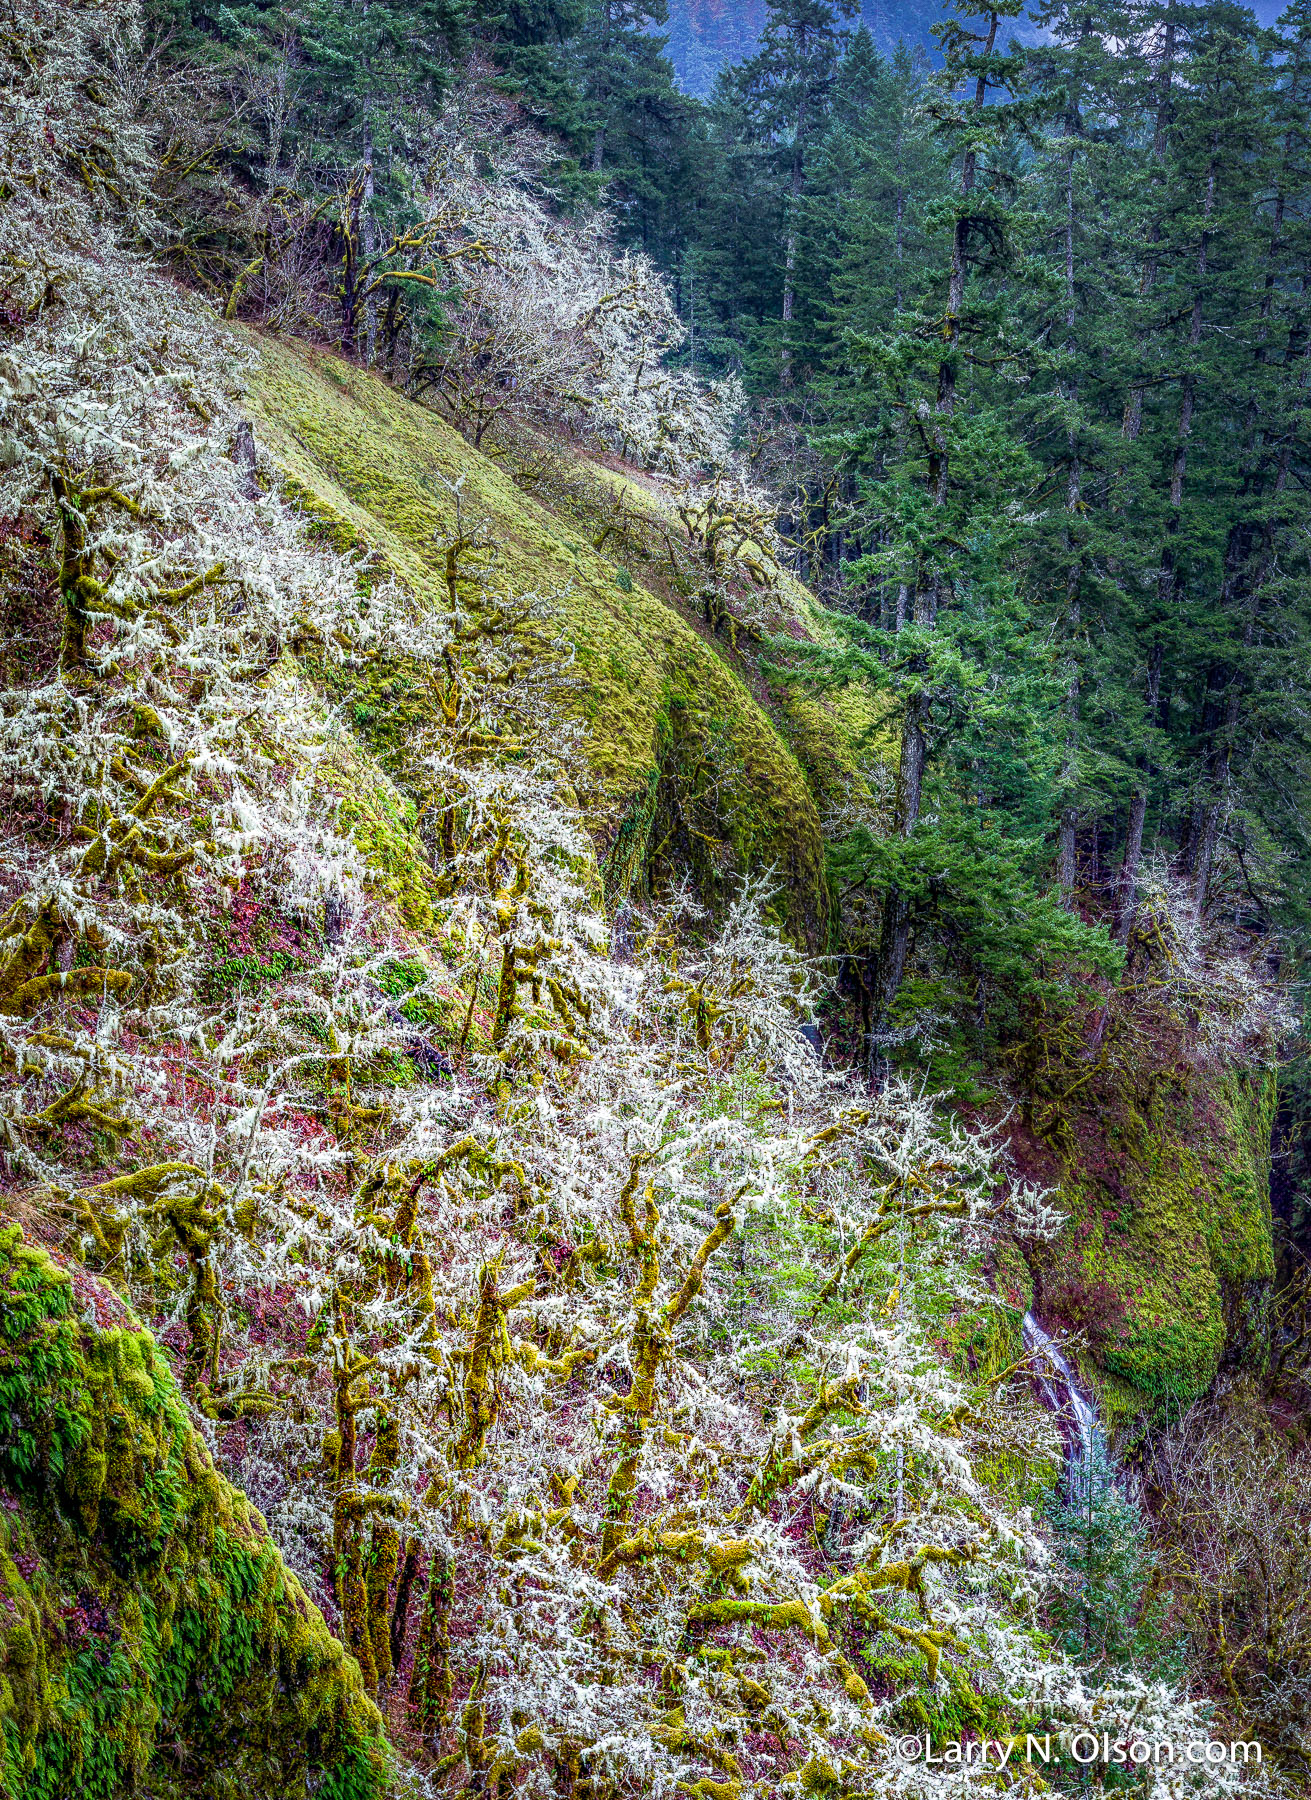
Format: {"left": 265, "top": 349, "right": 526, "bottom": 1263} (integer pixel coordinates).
{"left": 0, "top": 1227, "right": 387, "bottom": 1800}
{"left": 244, "top": 335, "right": 837, "bottom": 946}
{"left": 1030, "top": 1062, "right": 1276, "bottom": 1425}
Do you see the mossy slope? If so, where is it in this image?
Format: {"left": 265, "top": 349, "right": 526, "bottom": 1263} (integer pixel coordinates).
{"left": 581, "top": 461, "right": 889, "bottom": 815}
{"left": 0, "top": 1226, "right": 387, "bottom": 1800}
{"left": 1029, "top": 1064, "right": 1275, "bottom": 1433}
{"left": 242, "top": 335, "right": 838, "bottom": 945}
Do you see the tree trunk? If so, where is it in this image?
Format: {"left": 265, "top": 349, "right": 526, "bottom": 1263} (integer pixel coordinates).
{"left": 390, "top": 1534, "right": 420, "bottom": 1673}
{"left": 870, "top": 11, "right": 998, "bottom": 1052}
{"left": 232, "top": 419, "right": 259, "bottom": 500}
{"left": 1119, "top": 129, "right": 1217, "bottom": 934}
{"left": 1179, "top": 658, "right": 1228, "bottom": 876}
{"left": 1121, "top": 11, "right": 1177, "bottom": 439}
{"left": 1193, "top": 437, "right": 1295, "bottom": 908}
{"left": 53, "top": 473, "right": 92, "bottom": 672}
{"left": 780, "top": 98, "right": 806, "bottom": 389}
{"left": 1057, "top": 598, "right": 1081, "bottom": 895}
{"left": 894, "top": 112, "right": 905, "bottom": 313}
{"left": 1058, "top": 140, "right": 1084, "bottom": 900}
{"left": 1115, "top": 644, "right": 1162, "bottom": 940}
{"left": 1184, "top": 43, "right": 1307, "bottom": 908}
{"left": 1116, "top": 795, "right": 1148, "bottom": 943}
{"left": 363, "top": 126, "right": 378, "bottom": 366}
{"left": 341, "top": 176, "right": 360, "bottom": 355}
{"left": 591, "top": 0, "right": 611, "bottom": 173}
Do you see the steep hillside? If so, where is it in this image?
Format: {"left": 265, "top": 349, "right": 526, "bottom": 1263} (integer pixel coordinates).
{"left": 243, "top": 334, "right": 1279, "bottom": 1445}
{"left": 244, "top": 333, "right": 878, "bottom": 949}
{"left": 1, "top": 1, "right": 1300, "bottom": 1790}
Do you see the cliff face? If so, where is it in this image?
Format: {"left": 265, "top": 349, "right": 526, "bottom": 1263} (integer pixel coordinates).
{"left": 1010, "top": 1021, "right": 1277, "bottom": 1439}
{"left": 0, "top": 1228, "right": 388, "bottom": 1800}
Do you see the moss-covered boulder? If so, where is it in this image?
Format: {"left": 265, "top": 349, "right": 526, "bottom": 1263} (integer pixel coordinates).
{"left": 0, "top": 1226, "right": 387, "bottom": 1799}
{"left": 241, "top": 335, "right": 841, "bottom": 947}
{"left": 1026, "top": 1064, "right": 1275, "bottom": 1435}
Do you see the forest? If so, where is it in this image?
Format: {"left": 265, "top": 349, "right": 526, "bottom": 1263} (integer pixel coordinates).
{"left": 0, "top": 0, "right": 1308, "bottom": 1795}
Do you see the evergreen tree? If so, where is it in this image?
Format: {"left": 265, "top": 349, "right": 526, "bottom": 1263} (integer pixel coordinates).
{"left": 1021, "top": 0, "right": 1136, "bottom": 899}
{"left": 1046, "top": 1444, "right": 1178, "bottom": 1682}
{"left": 682, "top": 75, "right": 790, "bottom": 381}
{"left": 570, "top": 0, "right": 704, "bottom": 259}
{"left": 1015, "top": 0, "right": 1311, "bottom": 937}
{"left": 777, "top": 0, "right": 1311, "bottom": 1010}
{"left": 1180, "top": 0, "right": 1311, "bottom": 923}
{"left": 817, "top": 40, "right": 939, "bottom": 354}
{"left": 810, "top": 0, "right": 1079, "bottom": 1066}
{"left": 470, "top": 0, "right": 587, "bottom": 137}
{"left": 719, "top": 0, "right": 857, "bottom": 385}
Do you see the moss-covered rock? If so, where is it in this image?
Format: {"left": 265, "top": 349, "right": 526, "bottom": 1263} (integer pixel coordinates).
{"left": 1028, "top": 1064, "right": 1276, "bottom": 1434}
{"left": 241, "top": 335, "right": 839, "bottom": 946}
{"left": 0, "top": 1225, "right": 388, "bottom": 1799}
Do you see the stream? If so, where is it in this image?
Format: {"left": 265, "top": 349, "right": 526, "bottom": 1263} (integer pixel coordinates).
{"left": 1023, "top": 1310, "right": 1105, "bottom": 1492}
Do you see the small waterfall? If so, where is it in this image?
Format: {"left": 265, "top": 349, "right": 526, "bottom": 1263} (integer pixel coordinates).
{"left": 1023, "top": 1310, "right": 1104, "bottom": 1491}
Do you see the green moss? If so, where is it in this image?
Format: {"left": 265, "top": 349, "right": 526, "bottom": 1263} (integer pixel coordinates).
{"left": 989, "top": 1238, "right": 1034, "bottom": 1316}
{"left": 576, "top": 461, "right": 889, "bottom": 830}
{"left": 0, "top": 1225, "right": 388, "bottom": 1800}
{"left": 942, "top": 1296, "right": 1058, "bottom": 1506}
{"left": 241, "top": 335, "right": 836, "bottom": 946}
{"left": 1033, "top": 1064, "right": 1276, "bottom": 1428}
{"left": 252, "top": 665, "right": 440, "bottom": 936}
{"left": 887, "top": 1644, "right": 1052, "bottom": 1754}
{"left": 946, "top": 1299, "right": 1024, "bottom": 1385}
{"left": 769, "top": 688, "right": 878, "bottom": 820}
{"left": 313, "top": 721, "right": 439, "bottom": 933}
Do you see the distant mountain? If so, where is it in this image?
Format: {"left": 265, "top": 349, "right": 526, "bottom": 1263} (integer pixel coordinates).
{"left": 664, "top": 0, "right": 767, "bottom": 95}
{"left": 663, "top": 0, "right": 1288, "bottom": 97}
{"left": 664, "top": 0, "right": 985, "bottom": 94}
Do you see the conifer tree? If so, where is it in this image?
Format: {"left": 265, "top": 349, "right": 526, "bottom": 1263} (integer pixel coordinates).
{"left": 1046, "top": 1444, "right": 1177, "bottom": 1682}
{"left": 722, "top": 0, "right": 857, "bottom": 385}
{"left": 569, "top": 0, "right": 703, "bottom": 258}
{"left": 469, "top": 0, "right": 586, "bottom": 134}
{"left": 1179, "top": 0, "right": 1311, "bottom": 915}
{"left": 818, "top": 40, "right": 940, "bottom": 356}
{"left": 811, "top": 0, "right": 1079, "bottom": 1066}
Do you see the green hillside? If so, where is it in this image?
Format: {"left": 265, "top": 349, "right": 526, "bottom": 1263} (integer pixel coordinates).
{"left": 246, "top": 335, "right": 871, "bottom": 948}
